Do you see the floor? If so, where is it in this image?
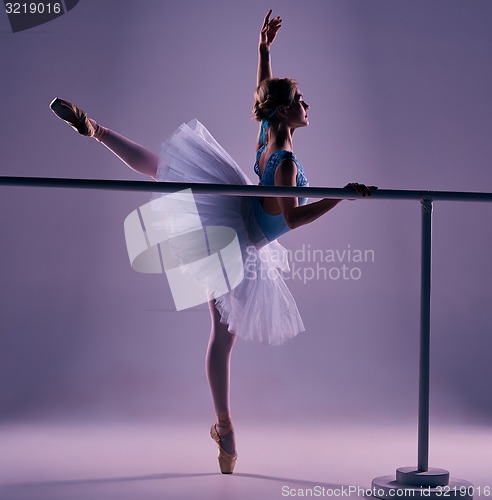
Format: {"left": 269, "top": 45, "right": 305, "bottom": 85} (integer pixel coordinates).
{"left": 0, "top": 421, "right": 490, "bottom": 500}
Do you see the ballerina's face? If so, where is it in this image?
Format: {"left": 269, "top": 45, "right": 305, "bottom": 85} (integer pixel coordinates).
{"left": 286, "top": 89, "right": 309, "bottom": 129}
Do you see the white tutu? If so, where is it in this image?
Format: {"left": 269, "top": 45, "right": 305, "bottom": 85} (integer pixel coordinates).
{"left": 150, "top": 119, "right": 305, "bottom": 345}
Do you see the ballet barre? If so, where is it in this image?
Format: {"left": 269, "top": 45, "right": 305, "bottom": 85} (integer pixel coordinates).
{"left": 2, "top": 176, "right": 492, "bottom": 202}
{"left": 2, "top": 175, "right": 491, "bottom": 498}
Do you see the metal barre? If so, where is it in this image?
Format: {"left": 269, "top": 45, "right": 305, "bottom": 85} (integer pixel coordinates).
{"left": 2, "top": 175, "right": 492, "bottom": 202}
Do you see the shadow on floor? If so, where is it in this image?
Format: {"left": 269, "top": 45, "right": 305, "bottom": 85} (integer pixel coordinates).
{"left": 1, "top": 470, "right": 364, "bottom": 492}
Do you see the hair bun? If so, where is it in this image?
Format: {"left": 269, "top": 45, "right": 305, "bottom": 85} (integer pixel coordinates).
{"left": 252, "top": 77, "right": 298, "bottom": 123}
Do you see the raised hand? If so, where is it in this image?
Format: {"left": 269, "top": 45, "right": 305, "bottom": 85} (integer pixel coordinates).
{"left": 260, "top": 9, "right": 282, "bottom": 48}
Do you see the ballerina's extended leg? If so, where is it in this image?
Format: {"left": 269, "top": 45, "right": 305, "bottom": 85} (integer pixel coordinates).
{"left": 50, "top": 97, "right": 159, "bottom": 178}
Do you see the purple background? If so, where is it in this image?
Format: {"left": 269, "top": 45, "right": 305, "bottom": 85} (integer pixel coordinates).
{"left": 1, "top": 0, "right": 491, "bottom": 428}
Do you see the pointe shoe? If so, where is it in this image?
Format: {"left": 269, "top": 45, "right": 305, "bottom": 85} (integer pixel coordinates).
{"left": 210, "top": 422, "right": 237, "bottom": 474}
{"left": 49, "top": 97, "right": 97, "bottom": 137}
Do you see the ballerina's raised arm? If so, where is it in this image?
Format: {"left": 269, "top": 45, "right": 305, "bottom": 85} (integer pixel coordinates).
{"left": 253, "top": 10, "right": 377, "bottom": 231}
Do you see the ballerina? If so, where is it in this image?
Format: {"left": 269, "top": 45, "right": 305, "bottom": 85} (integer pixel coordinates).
{"left": 49, "top": 9, "right": 375, "bottom": 474}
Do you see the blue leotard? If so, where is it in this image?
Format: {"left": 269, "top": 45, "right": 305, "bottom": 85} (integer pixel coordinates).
{"left": 251, "top": 144, "right": 309, "bottom": 242}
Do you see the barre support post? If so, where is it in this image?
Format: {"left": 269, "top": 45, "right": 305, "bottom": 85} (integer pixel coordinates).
{"left": 371, "top": 199, "right": 473, "bottom": 499}
{"left": 418, "top": 197, "right": 433, "bottom": 473}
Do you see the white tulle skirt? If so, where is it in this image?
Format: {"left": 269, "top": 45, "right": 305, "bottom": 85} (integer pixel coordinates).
{"left": 150, "top": 119, "right": 305, "bottom": 345}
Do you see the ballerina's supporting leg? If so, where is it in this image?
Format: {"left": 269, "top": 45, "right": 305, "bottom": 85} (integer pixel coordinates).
{"left": 206, "top": 300, "right": 237, "bottom": 457}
